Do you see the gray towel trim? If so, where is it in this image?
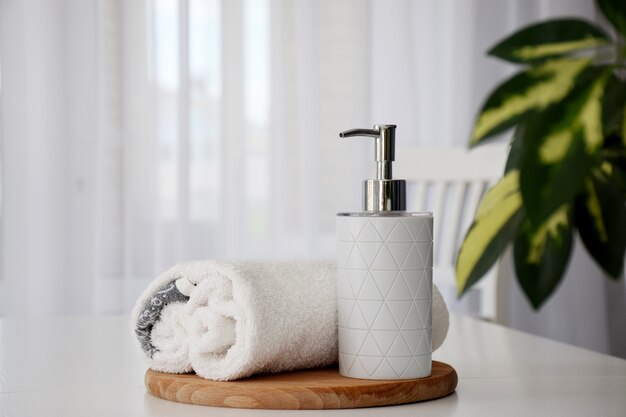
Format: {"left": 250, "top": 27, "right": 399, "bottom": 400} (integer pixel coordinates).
{"left": 135, "top": 280, "right": 190, "bottom": 358}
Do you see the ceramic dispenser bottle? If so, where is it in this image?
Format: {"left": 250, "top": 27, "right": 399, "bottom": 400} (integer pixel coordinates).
{"left": 336, "top": 124, "right": 433, "bottom": 380}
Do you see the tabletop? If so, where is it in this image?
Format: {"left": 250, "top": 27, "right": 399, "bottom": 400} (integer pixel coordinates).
{"left": 0, "top": 314, "right": 624, "bottom": 417}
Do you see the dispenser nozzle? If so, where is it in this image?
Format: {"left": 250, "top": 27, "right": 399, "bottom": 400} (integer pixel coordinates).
{"left": 339, "top": 124, "right": 396, "bottom": 180}
{"left": 339, "top": 128, "right": 380, "bottom": 138}
{"left": 339, "top": 124, "right": 405, "bottom": 211}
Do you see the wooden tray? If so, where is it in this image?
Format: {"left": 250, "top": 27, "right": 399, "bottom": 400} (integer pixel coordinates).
{"left": 145, "top": 361, "right": 457, "bottom": 410}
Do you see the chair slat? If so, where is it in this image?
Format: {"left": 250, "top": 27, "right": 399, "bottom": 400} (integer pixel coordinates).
{"left": 456, "top": 181, "right": 485, "bottom": 253}
{"left": 431, "top": 181, "right": 447, "bottom": 266}
{"left": 440, "top": 182, "right": 467, "bottom": 266}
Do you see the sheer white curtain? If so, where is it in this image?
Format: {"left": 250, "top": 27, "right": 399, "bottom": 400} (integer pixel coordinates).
{"left": 2, "top": 0, "right": 622, "bottom": 357}
{"left": 107, "top": 0, "right": 372, "bottom": 312}
{"left": 0, "top": 0, "right": 372, "bottom": 315}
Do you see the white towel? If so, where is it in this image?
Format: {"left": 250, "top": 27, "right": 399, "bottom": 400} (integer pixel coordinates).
{"left": 131, "top": 260, "right": 449, "bottom": 381}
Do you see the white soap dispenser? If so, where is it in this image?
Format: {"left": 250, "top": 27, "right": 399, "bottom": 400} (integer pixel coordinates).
{"left": 336, "top": 124, "right": 433, "bottom": 380}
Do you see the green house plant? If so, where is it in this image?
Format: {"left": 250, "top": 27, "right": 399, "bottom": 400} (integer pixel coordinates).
{"left": 456, "top": 0, "right": 626, "bottom": 309}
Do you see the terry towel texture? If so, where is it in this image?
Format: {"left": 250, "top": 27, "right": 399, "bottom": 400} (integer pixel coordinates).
{"left": 131, "top": 260, "right": 449, "bottom": 381}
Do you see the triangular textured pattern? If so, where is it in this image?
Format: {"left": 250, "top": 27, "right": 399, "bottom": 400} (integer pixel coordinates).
{"left": 347, "top": 303, "right": 368, "bottom": 329}
{"left": 371, "top": 218, "right": 396, "bottom": 240}
{"left": 414, "top": 355, "right": 432, "bottom": 376}
{"left": 371, "top": 270, "right": 398, "bottom": 297}
{"left": 402, "top": 217, "right": 423, "bottom": 240}
{"left": 347, "top": 329, "right": 368, "bottom": 354}
{"left": 386, "top": 356, "right": 411, "bottom": 377}
{"left": 347, "top": 269, "right": 367, "bottom": 298}
{"left": 372, "top": 361, "right": 402, "bottom": 379}
{"left": 414, "top": 329, "right": 432, "bottom": 355}
{"left": 349, "top": 358, "right": 367, "bottom": 379}
{"left": 402, "top": 330, "right": 423, "bottom": 354}
{"left": 337, "top": 215, "right": 433, "bottom": 379}
{"left": 337, "top": 219, "right": 355, "bottom": 242}
{"left": 337, "top": 241, "right": 354, "bottom": 267}
{"left": 371, "top": 330, "right": 396, "bottom": 353}
{"left": 386, "top": 274, "right": 412, "bottom": 301}
{"left": 338, "top": 353, "right": 356, "bottom": 374}
{"left": 347, "top": 217, "right": 367, "bottom": 240}
{"left": 387, "top": 222, "right": 413, "bottom": 242}
{"left": 358, "top": 300, "right": 383, "bottom": 327}
{"left": 371, "top": 304, "right": 397, "bottom": 330}
{"left": 357, "top": 242, "right": 382, "bottom": 268}
{"left": 359, "top": 333, "right": 383, "bottom": 356}
{"left": 346, "top": 246, "right": 368, "bottom": 269}
{"left": 415, "top": 218, "right": 433, "bottom": 241}
{"left": 410, "top": 270, "right": 432, "bottom": 300}
{"left": 387, "top": 300, "right": 412, "bottom": 328}
{"left": 401, "top": 303, "right": 422, "bottom": 330}
{"left": 415, "top": 241, "right": 433, "bottom": 268}
{"left": 357, "top": 221, "right": 382, "bottom": 242}
{"left": 401, "top": 270, "right": 421, "bottom": 299}
{"left": 416, "top": 298, "right": 432, "bottom": 328}
{"left": 386, "top": 242, "right": 413, "bottom": 269}
{"left": 402, "top": 358, "right": 421, "bottom": 378}
{"left": 371, "top": 245, "right": 398, "bottom": 270}
{"left": 387, "top": 332, "right": 412, "bottom": 356}
{"left": 358, "top": 273, "right": 382, "bottom": 300}
{"left": 401, "top": 244, "right": 423, "bottom": 269}
{"left": 359, "top": 356, "right": 383, "bottom": 376}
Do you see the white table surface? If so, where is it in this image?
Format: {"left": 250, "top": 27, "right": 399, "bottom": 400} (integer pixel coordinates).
{"left": 0, "top": 314, "right": 624, "bottom": 417}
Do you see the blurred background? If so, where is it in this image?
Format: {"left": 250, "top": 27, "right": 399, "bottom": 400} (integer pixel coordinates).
{"left": 0, "top": 0, "right": 624, "bottom": 357}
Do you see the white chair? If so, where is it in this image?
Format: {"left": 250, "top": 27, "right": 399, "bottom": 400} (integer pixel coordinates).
{"left": 394, "top": 144, "right": 509, "bottom": 321}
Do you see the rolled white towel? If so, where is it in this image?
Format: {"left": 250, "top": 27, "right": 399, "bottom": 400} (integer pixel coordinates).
{"left": 131, "top": 260, "right": 449, "bottom": 381}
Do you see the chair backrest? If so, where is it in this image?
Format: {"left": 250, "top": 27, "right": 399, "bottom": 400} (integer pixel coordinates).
{"left": 394, "top": 144, "right": 508, "bottom": 319}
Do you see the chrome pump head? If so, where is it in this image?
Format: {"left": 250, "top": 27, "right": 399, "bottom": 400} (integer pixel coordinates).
{"left": 339, "top": 124, "right": 406, "bottom": 211}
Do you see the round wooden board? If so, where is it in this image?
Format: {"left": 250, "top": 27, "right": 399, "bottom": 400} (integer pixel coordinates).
{"left": 145, "top": 361, "right": 457, "bottom": 410}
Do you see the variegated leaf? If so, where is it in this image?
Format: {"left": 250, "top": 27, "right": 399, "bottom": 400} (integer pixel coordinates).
{"left": 519, "top": 67, "right": 610, "bottom": 225}
{"left": 456, "top": 170, "right": 524, "bottom": 296}
{"left": 575, "top": 173, "right": 626, "bottom": 278}
{"left": 504, "top": 123, "right": 526, "bottom": 173}
{"left": 471, "top": 58, "right": 591, "bottom": 146}
{"left": 514, "top": 205, "right": 573, "bottom": 309}
{"left": 488, "top": 18, "right": 610, "bottom": 64}
{"left": 601, "top": 74, "right": 626, "bottom": 138}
